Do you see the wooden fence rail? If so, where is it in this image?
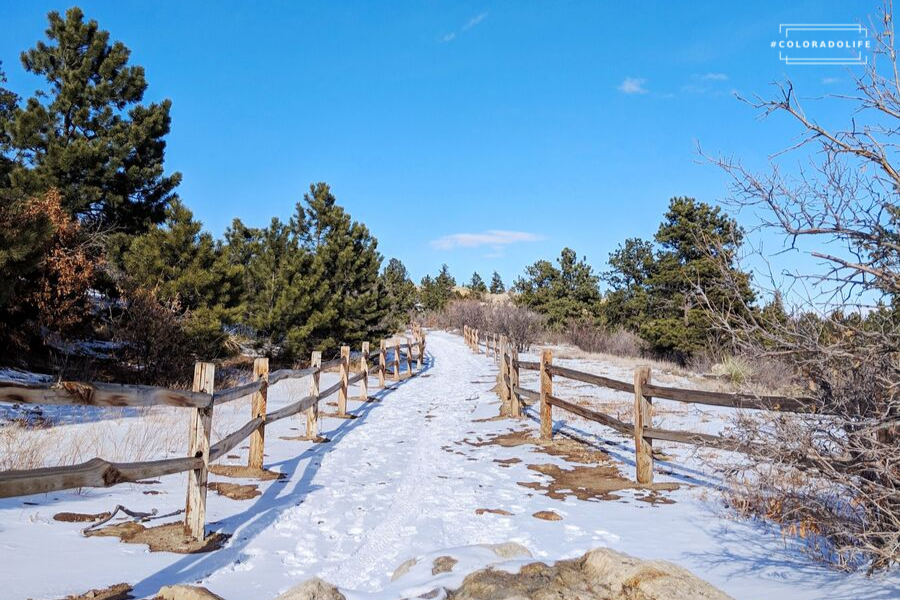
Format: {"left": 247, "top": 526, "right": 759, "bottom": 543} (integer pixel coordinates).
{"left": 0, "top": 326, "right": 428, "bottom": 543}
{"left": 465, "top": 326, "right": 823, "bottom": 485}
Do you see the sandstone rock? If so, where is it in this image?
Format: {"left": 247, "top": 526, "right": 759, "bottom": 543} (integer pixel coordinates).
{"left": 156, "top": 584, "right": 225, "bottom": 600}
{"left": 432, "top": 555, "right": 459, "bottom": 575}
{"left": 447, "top": 547, "right": 733, "bottom": 600}
{"left": 480, "top": 542, "right": 533, "bottom": 559}
{"left": 391, "top": 556, "right": 418, "bottom": 581}
{"left": 274, "top": 578, "right": 346, "bottom": 600}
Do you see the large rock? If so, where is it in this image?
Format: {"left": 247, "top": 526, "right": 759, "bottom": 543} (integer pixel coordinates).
{"left": 447, "top": 547, "right": 733, "bottom": 600}
{"left": 273, "top": 578, "right": 346, "bottom": 600}
{"left": 156, "top": 585, "right": 226, "bottom": 600}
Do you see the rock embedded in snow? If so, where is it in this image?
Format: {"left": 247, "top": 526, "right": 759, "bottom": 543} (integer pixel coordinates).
{"left": 447, "top": 547, "right": 734, "bottom": 600}
{"left": 479, "top": 541, "right": 533, "bottom": 559}
{"left": 156, "top": 584, "right": 226, "bottom": 600}
{"left": 274, "top": 578, "right": 346, "bottom": 600}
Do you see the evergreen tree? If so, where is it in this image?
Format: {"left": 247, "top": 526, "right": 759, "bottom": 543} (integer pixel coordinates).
{"left": 603, "top": 197, "right": 755, "bottom": 359}
{"left": 380, "top": 258, "right": 417, "bottom": 331}
{"left": 489, "top": 271, "right": 505, "bottom": 294}
{"left": 5, "top": 8, "right": 179, "bottom": 233}
{"left": 469, "top": 271, "right": 487, "bottom": 299}
{"left": 124, "top": 200, "right": 243, "bottom": 356}
{"left": 419, "top": 264, "right": 456, "bottom": 311}
{"left": 602, "top": 238, "right": 656, "bottom": 331}
{"left": 226, "top": 183, "right": 385, "bottom": 359}
{"left": 513, "top": 248, "right": 602, "bottom": 329}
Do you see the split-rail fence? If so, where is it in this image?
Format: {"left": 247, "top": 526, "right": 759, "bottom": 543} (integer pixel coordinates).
{"left": 462, "top": 325, "right": 825, "bottom": 484}
{"left": 0, "top": 324, "right": 426, "bottom": 541}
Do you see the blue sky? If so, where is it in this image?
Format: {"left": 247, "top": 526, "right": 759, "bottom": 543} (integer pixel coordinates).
{"left": 0, "top": 1, "right": 880, "bottom": 287}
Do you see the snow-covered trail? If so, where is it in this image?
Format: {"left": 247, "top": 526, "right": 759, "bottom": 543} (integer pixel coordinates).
{"left": 3, "top": 331, "right": 898, "bottom": 600}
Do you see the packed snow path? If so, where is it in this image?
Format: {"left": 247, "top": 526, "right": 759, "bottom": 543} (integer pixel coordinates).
{"left": 2, "top": 331, "right": 898, "bottom": 600}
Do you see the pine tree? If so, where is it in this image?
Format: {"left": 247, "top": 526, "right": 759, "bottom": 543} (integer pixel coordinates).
{"left": 420, "top": 264, "right": 456, "bottom": 311}
{"left": 5, "top": 8, "right": 179, "bottom": 233}
{"left": 513, "top": 248, "right": 602, "bottom": 329}
{"left": 124, "top": 200, "right": 243, "bottom": 356}
{"left": 380, "top": 258, "right": 417, "bottom": 331}
{"left": 469, "top": 271, "right": 487, "bottom": 299}
{"left": 489, "top": 271, "right": 505, "bottom": 294}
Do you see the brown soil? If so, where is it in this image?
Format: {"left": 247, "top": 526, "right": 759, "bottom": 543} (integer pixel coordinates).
{"left": 61, "top": 583, "right": 133, "bottom": 600}
{"left": 533, "top": 510, "right": 563, "bottom": 521}
{"left": 432, "top": 555, "right": 459, "bottom": 575}
{"left": 84, "top": 522, "right": 228, "bottom": 553}
{"left": 53, "top": 511, "right": 111, "bottom": 523}
{"left": 475, "top": 508, "right": 513, "bottom": 516}
{"left": 467, "top": 430, "right": 679, "bottom": 503}
{"left": 321, "top": 412, "right": 358, "bottom": 420}
{"left": 521, "top": 463, "right": 679, "bottom": 502}
{"left": 209, "top": 481, "right": 260, "bottom": 500}
{"left": 208, "top": 465, "right": 285, "bottom": 481}
{"left": 279, "top": 435, "right": 331, "bottom": 443}
{"left": 493, "top": 457, "right": 522, "bottom": 468}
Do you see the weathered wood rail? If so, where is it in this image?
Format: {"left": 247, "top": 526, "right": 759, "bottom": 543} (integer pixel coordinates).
{"left": 0, "top": 325, "right": 427, "bottom": 542}
{"left": 462, "top": 324, "right": 821, "bottom": 484}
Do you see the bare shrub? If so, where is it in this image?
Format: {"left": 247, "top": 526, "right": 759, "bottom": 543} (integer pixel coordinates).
{"left": 565, "top": 320, "right": 643, "bottom": 358}
{"left": 700, "top": 3, "right": 900, "bottom": 570}
{"left": 488, "top": 303, "right": 544, "bottom": 351}
{"left": 115, "top": 287, "right": 192, "bottom": 386}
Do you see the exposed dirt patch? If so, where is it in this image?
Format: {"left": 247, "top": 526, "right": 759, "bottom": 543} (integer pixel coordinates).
{"left": 321, "top": 412, "right": 358, "bottom": 420}
{"left": 143, "top": 490, "right": 163, "bottom": 496}
{"left": 209, "top": 481, "right": 260, "bottom": 500}
{"left": 468, "top": 430, "right": 679, "bottom": 503}
{"left": 493, "top": 457, "right": 522, "bottom": 468}
{"left": 532, "top": 510, "right": 563, "bottom": 521}
{"left": 53, "top": 511, "right": 111, "bottom": 523}
{"left": 279, "top": 435, "right": 331, "bottom": 443}
{"left": 208, "top": 465, "right": 285, "bottom": 481}
{"left": 476, "top": 508, "right": 513, "bottom": 516}
{"left": 84, "top": 522, "right": 228, "bottom": 553}
{"left": 62, "top": 582, "right": 133, "bottom": 600}
{"left": 521, "top": 463, "right": 679, "bottom": 502}
{"left": 472, "top": 415, "right": 509, "bottom": 423}
{"left": 432, "top": 555, "right": 459, "bottom": 575}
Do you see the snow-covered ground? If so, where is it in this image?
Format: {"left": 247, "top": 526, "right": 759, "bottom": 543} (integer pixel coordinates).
{"left": 1, "top": 331, "right": 898, "bottom": 599}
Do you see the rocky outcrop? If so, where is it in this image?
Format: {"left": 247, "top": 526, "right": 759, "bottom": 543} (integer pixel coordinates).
{"left": 446, "top": 547, "right": 733, "bottom": 600}
{"left": 156, "top": 585, "right": 226, "bottom": 600}
{"left": 273, "top": 578, "right": 346, "bottom": 600}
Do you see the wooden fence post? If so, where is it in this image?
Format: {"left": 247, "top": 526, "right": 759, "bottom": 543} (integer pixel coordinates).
{"left": 634, "top": 366, "right": 653, "bottom": 484}
{"left": 416, "top": 333, "right": 424, "bottom": 371}
{"left": 405, "top": 336, "right": 413, "bottom": 376}
{"left": 360, "top": 341, "right": 370, "bottom": 400}
{"left": 540, "top": 350, "right": 553, "bottom": 440}
{"left": 307, "top": 351, "right": 321, "bottom": 438}
{"left": 498, "top": 335, "right": 509, "bottom": 415}
{"left": 378, "top": 340, "right": 386, "bottom": 388}
{"left": 248, "top": 357, "right": 269, "bottom": 470}
{"left": 493, "top": 334, "right": 499, "bottom": 364}
{"left": 338, "top": 346, "right": 350, "bottom": 417}
{"left": 474, "top": 329, "right": 480, "bottom": 353}
{"left": 393, "top": 340, "right": 401, "bottom": 381}
{"left": 464, "top": 325, "right": 468, "bottom": 348}
{"left": 184, "top": 362, "right": 214, "bottom": 541}
{"left": 509, "top": 344, "right": 521, "bottom": 419}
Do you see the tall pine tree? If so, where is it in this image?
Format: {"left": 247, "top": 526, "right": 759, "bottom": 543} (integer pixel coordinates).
{"left": 5, "top": 8, "right": 180, "bottom": 233}
{"left": 489, "top": 271, "right": 505, "bottom": 294}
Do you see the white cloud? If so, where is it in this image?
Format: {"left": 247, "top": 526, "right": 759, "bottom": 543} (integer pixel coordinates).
{"left": 430, "top": 230, "right": 544, "bottom": 250}
{"left": 441, "top": 12, "right": 488, "bottom": 42}
{"left": 617, "top": 77, "right": 648, "bottom": 94}
{"left": 463, "top": 12, "right": 488, "bottom": 30}
{"left": 700, "top": 72, "right": 728, "bottom": 81}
